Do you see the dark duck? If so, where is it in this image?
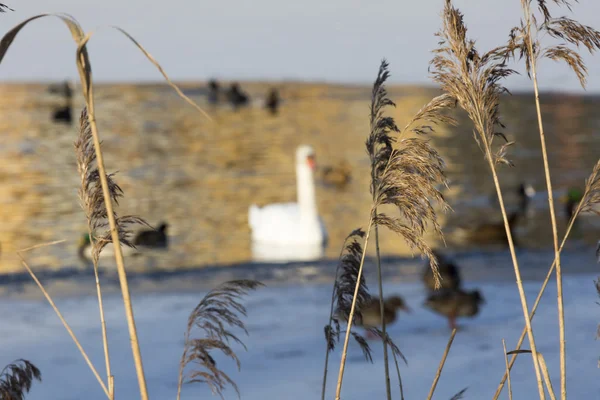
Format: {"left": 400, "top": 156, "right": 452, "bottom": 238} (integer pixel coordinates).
{"left": 422, "top": 250, "right": 485, "bottom": 330}
{"left": 345, "top": 295, "right": 411, "bottom": 339}
{"left": 424, "top": 289, "right": 485, "bottom": 330}
{"left": 422, "top": 250, "right": 462, "bottom": 292}
{"left": 134, "top": 222, "right": 169, "bottom": 249}
{"left": 560, "top": 187, "right": 583, "bottom": 222}
{"left": 320, "top": 160, "right": 352, "bottom": 190}
{"left": 207, "top": 79, "right": 220, "bottom": 105}
{"left": 264, "top": 88, "right": 280, "bottom": 115}
{"left": 227, "top": 82, "right": 250, "bottom": 109}
{"left": 51, "top": 80, "right": 73, "bottom": 125}
{"left": 455, "top": 183, "right": 535, "bottom": 248}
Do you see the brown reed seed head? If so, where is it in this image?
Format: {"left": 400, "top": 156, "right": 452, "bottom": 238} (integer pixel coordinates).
{"left": 580, "top": 160, "right": 600, "bottom": 216}
{"left": 506, "top": 1, "right": 600, "bottom": 88}
{"left": 0, "top": 359, "right": 41, "bottom": 400}
{"left": 430, "top": 1, "right": 516, "bottom": 169}
{"left": 180, "top": 280, "right": 263, "bottom": 399}
{"left": 74, "top": 107, "right": 150, "bottom": 263}
{"left": 366, "top": 328, "right": 407, "bottom": 365}
{"left": 450, "top": 387, "right": 468, "bottom": 400}
{"left": 326, "top": 228, "right": 378, "bottom": 362}
{"left": 334, "top": 229, "right": 370, "bottom": 323}
{"left": 368, "top": 60, "right": 453, "bottom": 288}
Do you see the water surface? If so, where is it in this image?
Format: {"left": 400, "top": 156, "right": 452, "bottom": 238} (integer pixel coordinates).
{"left": 0, "top": 82, "right": 598, "bottom": 276}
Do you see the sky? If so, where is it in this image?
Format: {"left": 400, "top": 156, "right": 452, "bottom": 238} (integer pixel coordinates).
{"left": 1, "top": 0, "right": 600, "bottom": 92}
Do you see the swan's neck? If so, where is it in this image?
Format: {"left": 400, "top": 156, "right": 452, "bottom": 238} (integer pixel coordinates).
{"left": 296, "top": 163, "right": 317, "bottom": 218}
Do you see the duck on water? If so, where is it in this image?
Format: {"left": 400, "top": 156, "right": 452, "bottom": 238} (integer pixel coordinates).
{"left": 77, "top": 222, "right": 169, "bottom": 264}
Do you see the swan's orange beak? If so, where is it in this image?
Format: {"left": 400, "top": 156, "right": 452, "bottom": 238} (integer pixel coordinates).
{"left": 307, "top": 155, "right": 316, "bottom": 170}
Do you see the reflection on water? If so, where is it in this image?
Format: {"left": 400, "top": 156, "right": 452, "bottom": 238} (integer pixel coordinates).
{"left": 0, "top": 83, "right": 599, "bottom": 274}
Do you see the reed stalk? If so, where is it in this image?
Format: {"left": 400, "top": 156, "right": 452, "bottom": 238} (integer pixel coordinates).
{"left": 518, "top": 2, "right": 565, "bottom": 396}
{"left": 430, "top": 3, "right": 545, "bottom": 396}
{"left": 334, "top": 220, "right": 374, "bottom": 400}
{"left": 538, "top": 353, "right": 557, "bottom": 400}
{"left": 371, "top": 99, "right": 391, "bottom": 400}
{"left": 493, "top": 166, "right": 599, "bottom": 399}
{"left": 391, "top": 348, "right": 405, "bottom": 400}
{"left": 90, "top": 231, "right": 113, "bottom": 399}
{"left": 426, "top": 328, "right": 457, "bottom": 400}
{"left": 18, "top": 256, "right": 110, "bottom": 399}
{"left": 485, "top": 139, "right": 546, "bottom": 400}
{"left": 502, "top": 339, "right": 513, "bottom": 400}
{"left": 76, "top": 108, "right": 113, "bottom": 398}
{"left": 334, "top": 59, "right": 451, "bottom": 399}
{"left": 321, "top": 232, "right": 360, "bottom": 400}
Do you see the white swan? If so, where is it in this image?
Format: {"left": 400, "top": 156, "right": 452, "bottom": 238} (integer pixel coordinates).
{"left": 249, "top": 145, "right": 328, "bottom": 262}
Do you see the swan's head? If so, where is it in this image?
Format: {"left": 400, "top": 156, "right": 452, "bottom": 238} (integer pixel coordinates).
{"left": 296, "top": 145, "right": 316, "bottom": 170}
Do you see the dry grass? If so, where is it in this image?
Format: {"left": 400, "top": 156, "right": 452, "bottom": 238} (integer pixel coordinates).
{"left": 502, "top": 2, "right": 600, "bottom": 397}
{"left": 493, "top": 160, "right": 600, "bottom": 399}
{"left": 425, "top": 328, "right": 457, "bottom": 400}
{"left": 0, "top": 360, "right": 41, "bottom": 400}
{"left": 176, "top": 280, "right": 263, "bottom": 400}
{"left": 2, "top": 2, "right": 600, "bottom": 400}
{"left": 429, "top": 1, "right": 548, "bottom": 397}
{"left": 330, "top": 59, "right": 453, "bottom": 400}
{"left": 0, "top": 11, "right": 218, "bottom": 400}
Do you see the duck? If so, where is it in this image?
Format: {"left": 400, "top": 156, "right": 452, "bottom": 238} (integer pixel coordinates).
{"left": 560, "top": 187, "right": 584, "bottom": 222}
{"left": 51, "top": 80, "right": 73, "bottom": 125}
{"left": 424, "top": 288, "right": 485, "bottom": 330}
{"left": 422, "top": 250, "right": 462, "bottom": 292}
{"left": 207, "top": 79, "right": 220, "bottom": 105}
{"left": 320, "top": 160, "right": 352, "bottom": 189}
{"left": 227, "top": 82, "right": 249, "bottom": 109}
{"left": 48, "top": 80, "right": 73, "bottom": 97}
{"left": 355, "top": 295, "right": 411, "bottom": 329}
{"left": 453, "top": 185, "right": 533, "bottom": 248}
{"left": 248, "top": 145, "right": 328, "bottom": 262}
{"left": 53, "top": 106, "right": 72, "bottom": 124}
{"left": 77, "top": 233, "right": 139, "bottom": 264}
{"left": 264, "top": 88, "right": 280, "bottom": 115}
{"left": 133, "top": 222, "right": 169, "bottom": 249}
{"left": 489, "top": 183, "right": 536, "bottom": 215}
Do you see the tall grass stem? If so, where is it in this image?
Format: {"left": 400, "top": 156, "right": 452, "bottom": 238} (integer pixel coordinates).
{"left": 334, "top": 219, "right": 373, "bottom": 400}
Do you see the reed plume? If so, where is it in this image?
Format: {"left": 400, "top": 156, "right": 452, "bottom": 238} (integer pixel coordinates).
{"left": 75, "top": 107, "right": 150, "bottom": 265}
{"left": 368, "top": 60, "right": 453, "bottom": 399}
{"left": 321, "top": 228, "right": 368, "bottom": 400}
{"left": 0, "top": 360, "right": 41, "bottom": 400}
{"left": 322, "top": 230, "right": 375, "bottom": 385}
{"left": 368, "top": 62, "right": 453, "bottom": 285}
{"left": 320, "top": 229, "right": 406, "bottom": 397}
{"left": 334, "top": 59, "right": 452, "bottom": 400}
{"left": 573, "top": 160, "right": 600, "bottom": 219}
{"left": 76, "top": 105, "right": 151, "bottom": 397}
{"left": 0, "top": 3, "right": 12, "bottom": 12}
{"left": 324, "top": 228, "right": 404, "bottom": 364}
{"left": 176, "top": 280, "right": 263, "bottom": 400}
{"left": 334, "top": 230, "right": 371, "bottom": 322}
{"left": 504, "top": 3, "right": 600, "bottom": 396}
{"left": 449, "top": 388, "right": 468, "bottom": 400}
{"left": 430, "top": 1, "right": 545, "bottom": 398}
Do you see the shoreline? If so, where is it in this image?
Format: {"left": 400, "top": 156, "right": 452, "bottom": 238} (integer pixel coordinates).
{"left": 2, "top": 245, "right": 597, "bottom": 301}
